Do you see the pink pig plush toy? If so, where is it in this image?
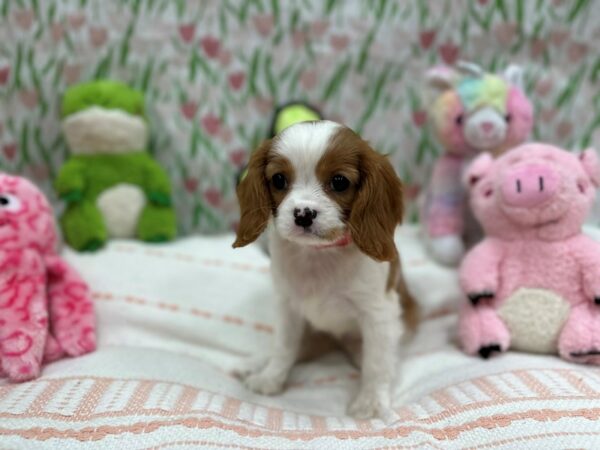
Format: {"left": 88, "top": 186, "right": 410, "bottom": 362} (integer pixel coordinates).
{"left": 458, "top": 143, "right": 600, "bottom": 363}
{"left": 0, "top": 174, "right": 95, "bottom": 381}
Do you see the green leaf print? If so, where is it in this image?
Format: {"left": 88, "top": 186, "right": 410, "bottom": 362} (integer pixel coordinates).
{"left": 555, "top": 65, "right": 587, "bottom": 110}
{"left": 322, "top": 57, "right": 351, "bottom": 102}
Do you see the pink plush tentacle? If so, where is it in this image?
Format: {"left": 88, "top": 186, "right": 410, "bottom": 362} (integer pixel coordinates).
{"left": 45, "top": 254, "right": 96, "bottom": 357}
{"left": 0, "top": 249, "right": 48, "bottom": 381}
{"left": 422, "top": 154, "right": 467, "bottom": 237}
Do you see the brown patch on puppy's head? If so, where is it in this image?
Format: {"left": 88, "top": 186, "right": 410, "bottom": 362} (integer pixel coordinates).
{"left": 233, "top": 138, "right": 296, "bottom": 247}
{"left": 317, "top": 127, "right": 404, "bottom": 261}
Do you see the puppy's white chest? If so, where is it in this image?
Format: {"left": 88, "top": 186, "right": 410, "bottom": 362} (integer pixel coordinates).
{"left": 295, "top": 294, "right": 358, "bottom": 337}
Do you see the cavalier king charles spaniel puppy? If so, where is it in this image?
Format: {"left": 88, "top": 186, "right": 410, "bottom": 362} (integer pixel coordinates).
{"left": 233, "top": 120, "right": 415, "bottom": 420}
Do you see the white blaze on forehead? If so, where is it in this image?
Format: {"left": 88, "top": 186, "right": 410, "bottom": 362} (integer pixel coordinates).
{"left": 270, "top": 120, "right": 346, "bottom": 245}
{"left": 273, "top": 120, "right": 342, "bottom": 179}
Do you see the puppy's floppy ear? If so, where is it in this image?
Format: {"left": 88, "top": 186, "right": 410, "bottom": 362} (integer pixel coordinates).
{"left": 349, "top": 145, "right": 404, "bottom": 262}
{"left": 233, "top": 140, "right": 272, "bottom": 248}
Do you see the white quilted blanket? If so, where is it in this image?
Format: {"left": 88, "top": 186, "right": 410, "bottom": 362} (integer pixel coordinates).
{"left": 2, "top": 226, "right": 600, "bottom": 449}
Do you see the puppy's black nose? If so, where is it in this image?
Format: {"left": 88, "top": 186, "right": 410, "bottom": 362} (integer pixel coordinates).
{"left": 294, "top": 207, "right": 317, "bottom": 228}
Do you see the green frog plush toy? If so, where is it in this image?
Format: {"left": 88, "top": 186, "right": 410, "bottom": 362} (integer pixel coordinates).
{"left": 55, "top": 80, "right": 177, "bottom": 251}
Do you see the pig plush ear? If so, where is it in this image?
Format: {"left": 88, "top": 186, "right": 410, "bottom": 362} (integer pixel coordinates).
{"left": 426, "top": 66, "right": 456, "bottom": 91}
{"left": 503, "top": 64, "right": 525, "bottom": 90}
{"left": 463, "top": 153, "right": 494, "bottom": 189}
{"left": 580, "top": 149, "right": 600, "bottom": 187}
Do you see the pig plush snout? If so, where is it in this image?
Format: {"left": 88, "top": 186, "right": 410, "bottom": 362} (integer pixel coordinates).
{"left": 501, "top": 163, "right": 559, "bottom": 207}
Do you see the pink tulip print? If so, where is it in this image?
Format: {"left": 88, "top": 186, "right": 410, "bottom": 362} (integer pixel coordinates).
{"left": 229, "top": 149, "right": 247, "bottom": 167}
{"left": 253, "top": 14, "right": 274, "bottom": 37}
{"left": 68, "top": 13, "right": 86, "bottom": 29}
{"left": 201, "top": 114, "right": 221, "bottom": 136}
{"left": 419, "top": 30, "right": 435, "bottom": 49}
{"left": 311, "top": 19, "right": 329, "bottom": 37}
{"left": 2, "top": 0, "right": 598, "bottom": 237}
{"left": 184, "top": 178, "right": 199, "bottom": 193}
{"left": 178, "top": 24, "right": 196, "bottom": 43}
{"left": 89, "top": 26, "right": 108, "bottom": 47}
{"left": 330, "top": 34, "right": 350, "bottom": 51}
{"left": 2, "top": 143, "right": 17, "bottom": 160}
{"left": 204, "top": 188, "right": 222, "bottom": 207}
{"left": 19, "top": 90, "right": 38, "bottom": 109}
{"left": 181, "top": 102, "right": 198, "bottom": 120}
{"left": 14, "top": 9, "right": 34, "bottom": 30}
{"left": 63, "top": 64, "right": 82, "bottom": 85}
{"left": 0, "top": 67, "right": 10, "bottom": 85}
{"left": 438, "top": 42, "right": 459, "bottom": 64}
{"left": 228, "top": 72, "right": 245, "bottom": 90}
{"left": 200, "top": 36, "right": 221, "bottom": 58}
{"left": 412, "top": 110, "right": 427, "bottom": 128}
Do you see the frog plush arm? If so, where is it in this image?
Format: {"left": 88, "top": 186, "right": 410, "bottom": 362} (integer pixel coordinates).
{"left": 141, "top": 156, "right": 173, "bottom": 207}
{"left": 55, "top": 159, "right": 86, "bottom": 203}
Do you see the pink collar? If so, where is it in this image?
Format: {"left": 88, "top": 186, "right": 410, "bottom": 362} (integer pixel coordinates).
{"left": 314, "top": 232, "right": 352, "bottom": 250}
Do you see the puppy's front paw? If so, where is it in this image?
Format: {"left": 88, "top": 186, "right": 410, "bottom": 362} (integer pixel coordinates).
{"left": 347, "top": 389, "right": 397, "bottom": 423}
{"left": 231, "top": 355, "right": 269, "bottom": 380}
{"left": 244, "top": 370, "right": 285, "bottom": 395}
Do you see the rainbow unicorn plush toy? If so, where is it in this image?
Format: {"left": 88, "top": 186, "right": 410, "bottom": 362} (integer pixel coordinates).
{"left": 421, "top": 61, "right": 534, "bottom": 266}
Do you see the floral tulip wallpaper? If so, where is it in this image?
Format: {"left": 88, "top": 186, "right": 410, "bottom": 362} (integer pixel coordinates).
{"left": 1, "top": 0, "right": 599, "bottom": 233}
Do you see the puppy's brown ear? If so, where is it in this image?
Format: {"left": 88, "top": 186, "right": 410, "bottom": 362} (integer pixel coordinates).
{"left": 233, "top": 140, "right": 272, "bottom": 248}
{"left": 349, "top": 145, "right": 404, "bottom": 261}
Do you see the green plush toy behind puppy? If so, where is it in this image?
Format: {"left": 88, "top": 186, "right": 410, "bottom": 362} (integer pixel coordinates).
{"left": 55, "top": 80, "right": 177, "bottom": 251}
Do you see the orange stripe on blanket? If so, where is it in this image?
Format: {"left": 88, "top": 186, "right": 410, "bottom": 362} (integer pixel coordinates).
{"left": 143, "top": 440, "right": 280, "bottom": 450}
{"left": 74, "top": 379, "right": 113, "bottom": 417}
{"left": 309, "top": 415, "right": 327, "bottom": 431}
{"left": 91, "top": 291, "right": 273, "bottom": 334}
{"left": 3, "top": 407, "right": 600, "bottom": 442}
{"left": 514, "top": 370, "right": 554, "bottom": 398}
{"left": 430, "top": 390, "right": 460, "bottom": 410}
{"left": 471, "top": 377, "right": 505, "bottom": 401}
{"left": 2, "top": 369, "right": 599, "bottom": 431}
{"left": 371, "top": 441, "right": 446, "bottom": 450}
{"left": 556, "top": 369, "right": 599, "bottom": 397}
{"left": 463, "top": 430, "right": 600, "bottom": 450}
{"left": 25, "top": 380, "right": 65, "bottom": 415}
{"left": 125, "top": 381, "right": 155, "bottom": 413}
{"left": 265, "top": 408, "right": 283, "bottom": 430}
{"left": 221, "top": 398, "right": 242, "bottom": 419}
{"left": 173, "top": 386, "right": 197, "bottom": 414}
{"left": 112, "top": 244, "right": 270, "bottom": 274}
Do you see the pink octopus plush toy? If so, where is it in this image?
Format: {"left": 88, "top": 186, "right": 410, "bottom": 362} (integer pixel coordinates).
{"left": 458, "top": 143, "right": 600, "bottom": 363}
{"left": 0, "top": 174, "right": 95, "bottom": 381}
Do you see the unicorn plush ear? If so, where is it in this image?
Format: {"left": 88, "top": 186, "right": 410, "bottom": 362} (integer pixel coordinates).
{"left": 503, "top": 64, "right": 524, "bottom": 90}
{"left": 425, "top": 66, "right": 456, "bottom": 91}
{"left": 456, "top": 60, "right": 484, "bottom": 77}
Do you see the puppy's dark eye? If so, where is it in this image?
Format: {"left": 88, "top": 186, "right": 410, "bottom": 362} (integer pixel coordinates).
{"left": 505, "top": 113, "right": 511, "bottom": 123}
{"left": 0, "top": 195, "right": 9, "bottom": 206}
{"left": 271, "top": 173, "right": 287, "bottom": 190}
{"left": 455, "top": 114, "right": 463, "bottom": 126}
{"left": 330, "top": 175, "right": 350, "bottom": 192}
